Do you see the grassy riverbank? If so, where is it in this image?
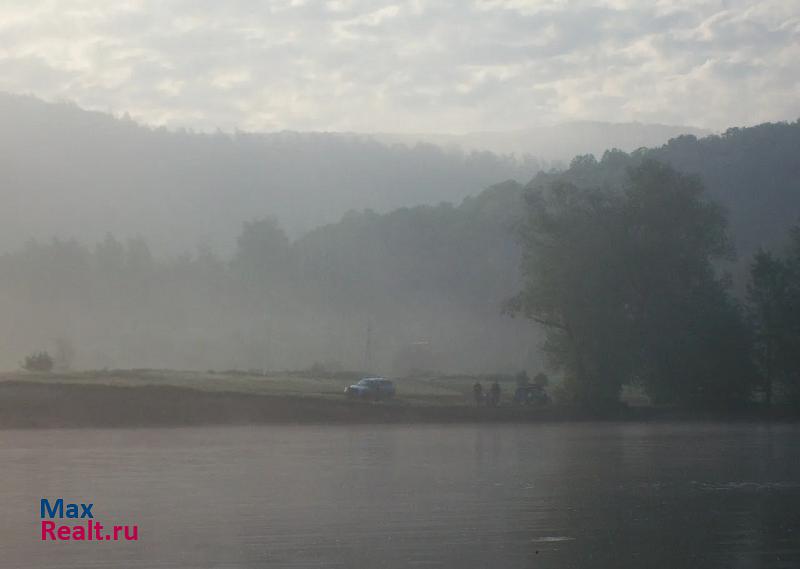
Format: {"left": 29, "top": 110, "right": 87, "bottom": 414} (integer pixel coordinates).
{"left": 0, "top": 370, "right": 793, "bottom": 428}
{"left": 0, "top": 369, "right": 587, "bottom": 427}
{"left": 0, "top": 368, "right": 502, "bottom": 405}
{"left": 0, "top": 374, "right": 544, "bottom": 428}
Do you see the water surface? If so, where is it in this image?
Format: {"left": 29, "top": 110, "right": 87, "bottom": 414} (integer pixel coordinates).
{"left": 1, "top": 423, "right": 798, "bottom": 568}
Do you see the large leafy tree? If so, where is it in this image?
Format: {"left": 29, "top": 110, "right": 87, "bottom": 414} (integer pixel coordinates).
{"left": 506, "top": 178, "right": 634, "bottom": 408}
{"left": 508, "top": 160, "right": 754, "bottom": 410}
{"left": 747, "top": 228, "right": 800, "bottom": 407}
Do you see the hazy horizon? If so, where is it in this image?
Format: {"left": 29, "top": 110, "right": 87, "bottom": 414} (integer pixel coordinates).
{"left": 3, "top": 90, "right": 716, "bottom": 138}
{"left": 1, "top": 1, "right": 798, "bottom": 134}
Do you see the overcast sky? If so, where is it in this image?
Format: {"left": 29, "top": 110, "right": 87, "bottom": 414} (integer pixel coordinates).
{"left": 0, "top": 0, "right": 798, "bottom": 133}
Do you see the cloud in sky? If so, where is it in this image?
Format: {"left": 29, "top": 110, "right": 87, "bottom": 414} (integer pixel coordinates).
{"left": 0, "top": 0, "right": 797, "bottom": 132}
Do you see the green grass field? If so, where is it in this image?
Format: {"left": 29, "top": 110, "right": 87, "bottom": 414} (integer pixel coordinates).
{"left": 0, "top": 369, "right": 520, "bottom": 407}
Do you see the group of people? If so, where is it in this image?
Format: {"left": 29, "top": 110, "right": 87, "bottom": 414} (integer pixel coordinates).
{"left": 472, "top": 380, "right": 501, "bottom": 407}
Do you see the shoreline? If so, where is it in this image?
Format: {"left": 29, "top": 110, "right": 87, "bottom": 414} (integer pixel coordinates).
{"left": 0, "top": 381, "right": 796, "bottom": 429}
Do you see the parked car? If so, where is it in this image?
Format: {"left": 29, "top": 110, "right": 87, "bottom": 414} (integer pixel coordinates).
{"left": 344, "top": 377, "right": 396, "bottom": 400}
{"left": 512, "top": 385, "right": 550, "bottom": 406}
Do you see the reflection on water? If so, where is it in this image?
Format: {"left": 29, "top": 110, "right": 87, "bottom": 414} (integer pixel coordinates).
{"left": 1, "top": 423, "right": 798, "bottom": 568}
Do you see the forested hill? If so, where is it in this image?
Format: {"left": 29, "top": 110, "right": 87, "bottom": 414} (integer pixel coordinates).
{"left": 0, "top": 93, "right": 539, "bottom": 254}
{"left": 0, "top": 93, "right": 707, "bottom": 255}
{"left": 530, "top": 120, "right": 800, "bottom": 266}
{"left": 648, "top": 122, "right": 800, "bottom": 259}
{"left": 293, "top": 180, "right": 526, "bottom": 310}
{"left": 374, "top": 121, "right": 710, "bottom": 162}
{"left": 300, "top": 120, "right": 800, "bottom": 300}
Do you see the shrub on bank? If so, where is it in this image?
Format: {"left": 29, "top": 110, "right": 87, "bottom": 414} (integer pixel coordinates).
{"left": 22, "top": 351, "right": 54, "bottom": 373}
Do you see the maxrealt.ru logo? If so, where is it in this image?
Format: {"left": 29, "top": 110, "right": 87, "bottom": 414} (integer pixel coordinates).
{"left": 40, "top": 498, "right": 139, "bottom": 542}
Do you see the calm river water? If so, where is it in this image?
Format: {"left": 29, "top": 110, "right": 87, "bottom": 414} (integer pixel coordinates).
{"left": 1, "top": 423, "right": 798, "bottom": 568}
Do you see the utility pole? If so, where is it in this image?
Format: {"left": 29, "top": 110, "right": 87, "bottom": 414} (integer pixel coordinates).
{"left": 364, "top": 321, "right": 373, "bottom": 372}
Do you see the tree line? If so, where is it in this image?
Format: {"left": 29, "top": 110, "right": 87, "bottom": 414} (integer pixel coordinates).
{"left": 0, "top": 186, "right": 535, "bottom": 374}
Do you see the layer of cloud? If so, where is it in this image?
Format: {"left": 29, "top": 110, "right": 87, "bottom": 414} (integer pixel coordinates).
{"left": 0, "top": 0, "right": 797, "bottom": 132}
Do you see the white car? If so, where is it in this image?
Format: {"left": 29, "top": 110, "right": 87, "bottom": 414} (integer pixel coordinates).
{"left": 344, "top": 377, "right": 396, "bottom": 400}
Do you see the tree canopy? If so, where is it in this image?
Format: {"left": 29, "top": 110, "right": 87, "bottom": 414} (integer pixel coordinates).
{"left": 747, "top": 227, "right": 800, "bottom": 407}
{"left": 508, "top": 160, "right": 754, "bottom": 410}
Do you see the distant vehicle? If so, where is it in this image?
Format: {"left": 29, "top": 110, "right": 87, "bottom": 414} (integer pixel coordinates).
{"left": 344, "top": 377, "right": 396, "bottom": 400}
{"left": 512, "top": 385, "right": 550, "bottom": 406}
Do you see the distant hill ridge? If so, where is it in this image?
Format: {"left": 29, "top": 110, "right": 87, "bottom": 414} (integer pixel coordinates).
{"left": 529, "top": 120, "right": 800, "bottom": 265}
{"left": 0, "top": 92, "right": 705, "bottom": 254}
{"left": 371, "top": 121, "right": 711, "bottom": 161}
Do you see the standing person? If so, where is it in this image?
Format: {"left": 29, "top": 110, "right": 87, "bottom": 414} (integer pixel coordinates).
{"left": 490, "top": 380, "right": 501, "bottom": 407}
{"left": 473, "top": 381, "right": 483, "bottom": 407}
